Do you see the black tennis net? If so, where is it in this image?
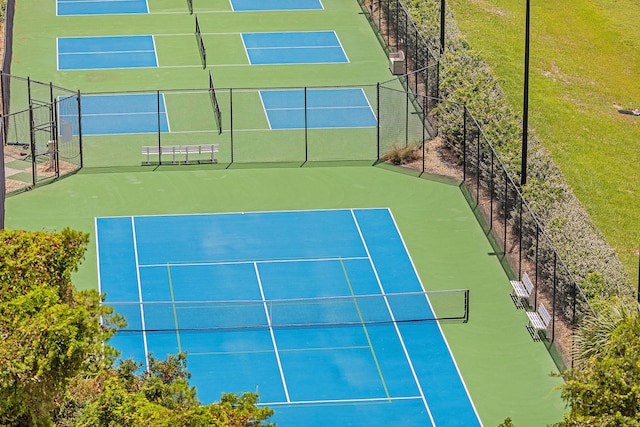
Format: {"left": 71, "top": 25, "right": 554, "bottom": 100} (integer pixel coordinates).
{"left": 209, "top": 71, "right": 222, "bottom": 134}
{"left": 195, "top": 15, "right": 206, "bottom": 68}
{"left": 108, "top": 289, "right": 469, "bottom": 333}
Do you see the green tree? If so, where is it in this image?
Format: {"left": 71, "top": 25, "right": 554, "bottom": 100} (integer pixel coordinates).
{"left": 1, "top": 228, "right": 273, "bottom": 426}
{"left": 0, "top": 228, "right": 120, "bottom": 426}
{"left": 554, "top": 302, "right": 640, "bottom": 426}
{"left": 58, "top": 354, "right": 274, "bottom": 427}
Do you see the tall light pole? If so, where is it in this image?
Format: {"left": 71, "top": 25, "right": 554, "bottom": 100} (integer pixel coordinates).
{"left": 521, "top": 0, "right": 531, "bottom": 186}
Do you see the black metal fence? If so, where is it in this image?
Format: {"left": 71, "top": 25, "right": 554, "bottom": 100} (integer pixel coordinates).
{"left": 1, "top": 74, "right": 82, "bottom": 192}
{"left": 77, "top": 81, "right": 431, "bottom": 168}
{"left": 361, "top": 0, "right": 594, "bottom": 368}
{"left": 358, "top": 0, "right": 440, "bottom": 117}
{"left": 457, "top": 105, "right": 594, "bottom": 368}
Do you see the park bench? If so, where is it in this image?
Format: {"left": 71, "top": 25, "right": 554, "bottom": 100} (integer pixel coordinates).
{"left": 142, "top": 144, "right": 218, "bottom": 165}
{"left": 526, "top": 303, "right": 551, "bottom": 341}
{"left": 510, "top": 271, "right": 535, "bottom": 308}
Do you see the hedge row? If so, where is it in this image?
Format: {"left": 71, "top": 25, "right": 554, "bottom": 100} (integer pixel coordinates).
{"left": 406, "top": 0, "right": 632, "bottom": 302}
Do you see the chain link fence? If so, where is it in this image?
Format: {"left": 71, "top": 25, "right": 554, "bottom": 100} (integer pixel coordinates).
{"left": 1, "top": 74, "right": 82, "bottom": 193}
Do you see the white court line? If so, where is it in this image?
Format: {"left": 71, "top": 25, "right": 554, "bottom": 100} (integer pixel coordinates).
{"left": 262, "top": 395, "right": 424, "bottom": 406}
{"left": 58, "top": 49, "right": 155, "bottom": 55}
{"left": 151, "top": 35, "right": 160, "bottom": 67}
{"left": 349, "top": 209, "right": 436, "bottom": 427}
{"left": 257, "top": 91, "right": 272, "bottom": 130}
{"left": 82, "top": 111, "right": 160, "bottom": 116}
{"left": 246, "top": 45, "right": 341, "bottom": 51}
{"left": 265, "top": 106, "right": 372, "bottom": 112}
{"left": 254, "top": 262, "right": 291, "bottom": 403}
{"left": 131, "top": 216, "right": 151, "bottom": 372}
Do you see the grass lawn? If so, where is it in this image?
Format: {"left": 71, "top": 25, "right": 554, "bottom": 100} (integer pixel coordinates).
{"left": 448, "top": 0, "right": 640, "bottom": 280}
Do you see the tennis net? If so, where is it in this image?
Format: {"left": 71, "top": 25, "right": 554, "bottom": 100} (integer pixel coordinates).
{"left": 109, "top": 289, "right": 469, "bottom": 333}
{"left": 195, "top": 15, "right": 206, "bottom": 68}
{"left": 209, "top": 71, "right": 222, "bottom": 134}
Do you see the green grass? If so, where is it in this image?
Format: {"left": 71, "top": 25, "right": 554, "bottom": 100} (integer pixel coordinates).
{"left": 448, "top": 0, "right": 640, "bottom": 279}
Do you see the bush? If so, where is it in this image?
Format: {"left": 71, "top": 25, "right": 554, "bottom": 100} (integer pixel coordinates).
{"left": 382, "top": 143, "right": 423, "bottom": 165}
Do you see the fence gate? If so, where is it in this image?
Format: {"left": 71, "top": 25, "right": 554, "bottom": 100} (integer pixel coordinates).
{"left": 29, "top": 100, "right": 60, "bottom": 184}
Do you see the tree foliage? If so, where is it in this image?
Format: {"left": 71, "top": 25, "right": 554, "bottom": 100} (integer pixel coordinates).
{"left": 0, "top": 229, "right": 274, "bottom": 426}
{"left": 57, "top": 354, "right": 274, "bottom": 427}
{"left": 554, "top": 304, "right": 640, "bottom": 426}
{"left": 0, "top": 228, "right": 119, "bottom": 426}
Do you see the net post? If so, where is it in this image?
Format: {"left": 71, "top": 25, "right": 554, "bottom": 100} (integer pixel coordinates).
{"left": 463, "top": 289, "right": 469, "bottom": 323}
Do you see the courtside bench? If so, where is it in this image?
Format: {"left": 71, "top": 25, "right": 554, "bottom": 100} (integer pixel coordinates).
{"left": 526, "top": 303, "right": 551, "bottom": 341}
{"left": 510, "top": 271, "right": 535, "bottom": 308}
{"left": 142, "top": 144, "right": 218, "bottom": 165}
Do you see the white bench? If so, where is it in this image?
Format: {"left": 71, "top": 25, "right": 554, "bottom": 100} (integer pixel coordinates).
{"left": 142, "top": 144, "right": 218, "bottom": 165}
{"left": 526, "top": 303, "right": 551, "bottom": 341}
{"left": 510, "top": 271, "right": 534, "bottom": 308}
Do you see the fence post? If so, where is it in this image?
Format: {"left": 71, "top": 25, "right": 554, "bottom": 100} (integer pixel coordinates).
{"left": 229, "top": 88, "right": 234, "bottom": 166}
{"left": 503, "top": 170, "right": 508, "bottom": 257}
{"left": 518, "top": 196, "right": 523, "bottom": 279}
{"left": 157, "top": 90, "right": 161, "bottom": 165}
{"left": 49, "top": 82, "right": 59, "bottom": 177}
{"left": 462, "top": 106, "right": 467, "bottom": 181}
{"left": 551, "top": 252, "right": 557, "bottom": 344}
{"left": 304, "top": 86, "right": 308, "bottom": 164}
{"left": 376, "top": 83, "right": 380, "bottom": 160}
{"left": 489, "top": 151, "right": 494, "bottom": 230}
{"left": 475, "top": 131, "right": 480, "bottom": 203}
{"left": 28, "top": 102, "right": 36, "bottom": 186}
{"left": 77, "top": 90, "right": 83, "bottom": 168}
{"left": 405, "top": 88, "right": 409, "bottom": 147}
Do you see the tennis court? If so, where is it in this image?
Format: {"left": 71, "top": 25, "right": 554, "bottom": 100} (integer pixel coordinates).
{"left": 57, "top": 36, "right": 158, "bottom": 70}
{"left": 260, "top": 88, "right": 376, "bottom": 129}
{"left": 231, "top": 0, "right": 324, "bottom": 12}
{"left": 79, "top": 94, "right": 170, "bottom": 135}
{"left": 242, "top": 31, "right": 348, "bottom": 65}
{"left": 57, "top": 0, "right": 149, "bottom": 16}
{"left": 97, "top": 208, "right": 481, "bottom": 427}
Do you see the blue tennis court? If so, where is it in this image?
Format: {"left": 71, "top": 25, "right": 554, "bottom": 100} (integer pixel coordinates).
{"left": 96, "top": 209, "right": 481, "bottom": 427}
{"left": 231, "top": 0, "right": 323, "bottom": 11}
{"left": 57, "top": 0, "right": 149, "bottom": 16}
{"left": 260, "top": 88, "right": 376, "bottom": 129}
{"left": 242, "top": 31, "right": 348, "bottom": 65}
{"left": 79, "top": 94, "right": 169, "bottom": 135}
{"left": 57, "top": 36, "right": 158, "bottom": 70}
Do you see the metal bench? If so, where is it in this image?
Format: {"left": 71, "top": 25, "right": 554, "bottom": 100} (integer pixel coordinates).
{"left": 526, "top": 303, "right": 551, "bottom": 341}
{"left": 142, "top": 144, "right": 218, "bottom": 165}
{"left": 510, "top": 271, "right": 534, "bottom": 308}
